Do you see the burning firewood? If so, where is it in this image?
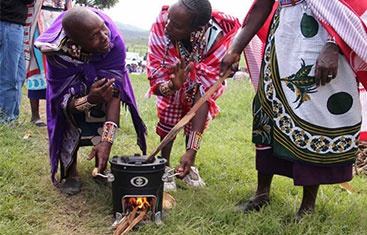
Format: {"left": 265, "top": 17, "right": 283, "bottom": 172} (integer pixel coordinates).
{"left": 128, "top": 206, "right": 139, "bottom": 225}
{"left": 113, "top": 213, "right": 130, "bottom": 235}
{"left": 120, "top": 210, "right": 147, "bottom": 235}
{"left": 113, "top": 206, "right": 147, "bottom": 235}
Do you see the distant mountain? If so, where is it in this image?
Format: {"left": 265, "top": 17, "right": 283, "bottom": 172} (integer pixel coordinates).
{"left": 114, "top": 22, "right": 149, "bottom": 44}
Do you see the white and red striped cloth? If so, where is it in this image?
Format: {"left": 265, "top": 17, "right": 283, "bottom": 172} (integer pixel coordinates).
{"left": 359, "top": 83, "right": 367, "bottom": 141}
{"left": 147, "top": 6, "right": 240, "bottom": 135}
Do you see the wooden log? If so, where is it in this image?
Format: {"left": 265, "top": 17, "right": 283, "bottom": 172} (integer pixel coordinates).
{"left": 113, "top": 213, "right": 130, "bottom": 235}
{"left": 128, "top": 206, "right": 139, "bottom": 225}
{"left": 121, "top": 210, "right": 147, "bottom": 235}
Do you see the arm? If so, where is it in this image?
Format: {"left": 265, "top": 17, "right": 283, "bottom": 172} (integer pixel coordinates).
{"left": 220, "top": 0, "right": 275, "bottom": 76}
{"left": 67, "top": 78, "right": 116, "bottom": 113}
{"left": 68, "top": 77, "right": 119, "bottom": 174}
{"left": 87, "top": 93, "right": 121, "bottom": 173}
{"left": 176, "top": 90, "right": 209, "bottom": 178}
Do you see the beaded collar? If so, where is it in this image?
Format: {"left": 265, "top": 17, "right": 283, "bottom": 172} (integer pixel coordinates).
{"left": 59, "top": 36, "right": 93, "bottom": 63}
{"left": 161, "top": 26, "right": 207, "bottom": 68}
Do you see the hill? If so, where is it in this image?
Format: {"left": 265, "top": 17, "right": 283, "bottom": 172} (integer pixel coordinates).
{"left": 115, "top": 22, "right": 149, "bottom": 44}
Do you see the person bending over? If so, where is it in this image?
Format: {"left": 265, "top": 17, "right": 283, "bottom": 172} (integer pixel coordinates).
{"left": 35, "top": 6, "right": 147, "bottom": 195}
{"left": 147, "top": 0, "right": 240, "bottom": 191}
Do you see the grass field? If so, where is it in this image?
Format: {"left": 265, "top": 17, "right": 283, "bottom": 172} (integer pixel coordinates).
{"left": 1, "top": 74, "right": 367, "bottom": 235}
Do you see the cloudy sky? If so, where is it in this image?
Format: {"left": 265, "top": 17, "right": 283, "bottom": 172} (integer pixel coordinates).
{"left": 104, "top": 0, "right": 252, "bottom": 30}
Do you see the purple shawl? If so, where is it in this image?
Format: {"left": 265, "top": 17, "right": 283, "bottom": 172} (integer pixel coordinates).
{"left": 35, "top": 8, "right": 147, "bottom": 184}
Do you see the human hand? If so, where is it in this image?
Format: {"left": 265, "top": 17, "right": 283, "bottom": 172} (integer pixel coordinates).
{"left": 169, "top": 56, "right": 193, "bottom": 90}
{"left": 87, "top": 78, "right": 116, "bottom": 104}
{"left": 87, "top": 141, "right": 112, "bottom": 173}
{"left": 175, "top": 149, "right": 196, "bottom": 179}
{"left": 219, "top": 50, "right": 240, "bottom": 77}
{"left": 314, "top": 43, "right": 339, "bottom": 86}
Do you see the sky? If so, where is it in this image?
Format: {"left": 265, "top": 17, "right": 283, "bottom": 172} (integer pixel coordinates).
{"left": 104, "top": 0, "right": 252, "bottom": 30}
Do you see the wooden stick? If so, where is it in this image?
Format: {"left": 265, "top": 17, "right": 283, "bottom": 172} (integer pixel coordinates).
{"left": 114, "top": 204, "right": 139, "bottom": 235}
{"left": 113, "top": 213, "right": 130, "bottom": 235}
{"left": 121, "top": 210, "right": 147, "bottom": 235}
{"left": 145, "top": 72, "right": 231, "bottom": 163}
{"left": 128, "top": 206, "right": 139, "bottom": 225}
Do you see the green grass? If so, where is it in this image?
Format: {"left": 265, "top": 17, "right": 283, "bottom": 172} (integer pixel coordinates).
{"left": 1, "top": 74, "right": 367, "bottom": 235}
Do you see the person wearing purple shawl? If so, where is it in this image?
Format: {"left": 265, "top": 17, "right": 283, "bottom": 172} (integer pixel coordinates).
{"left": 34, "top": 7, "right": 147, "bottom": 195}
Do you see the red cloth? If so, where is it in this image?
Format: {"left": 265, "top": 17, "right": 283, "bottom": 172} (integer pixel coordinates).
{"left": 147, "top": 6, "right": 240, "bottom": 136}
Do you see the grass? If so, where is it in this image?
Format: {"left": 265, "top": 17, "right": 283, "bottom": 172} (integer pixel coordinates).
{"left": 1, "top": 74, "right": 367, "bottom": 235}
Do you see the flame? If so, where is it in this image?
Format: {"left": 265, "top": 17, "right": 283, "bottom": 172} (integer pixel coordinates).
{"left": 128, "top": 197, "right": 151, "bottom": 210}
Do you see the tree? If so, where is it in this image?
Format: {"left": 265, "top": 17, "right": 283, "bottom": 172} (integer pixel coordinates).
{"left": 74, "top": 0, "right": 119, "bottom": 9}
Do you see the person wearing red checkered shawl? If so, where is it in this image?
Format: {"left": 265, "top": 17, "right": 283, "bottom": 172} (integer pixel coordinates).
{"left": 220, "top": 0, "right": 367, "bottom": 219}
{"left": 146, "top": 0, "right": 240, "bottom": 189}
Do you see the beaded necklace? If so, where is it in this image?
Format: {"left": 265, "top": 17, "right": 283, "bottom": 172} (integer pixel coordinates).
{"left": 161, "top": 26, "right": 207, "bottom": 68}
{"left": 60, "top": 37, "right": 92, "bottom": 63}
{"left": 160, "top": 27, "right": 207, "bottom": 103}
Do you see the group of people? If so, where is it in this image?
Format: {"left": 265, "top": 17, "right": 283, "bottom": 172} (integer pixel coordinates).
{"left": 1, "top": 0, "right": 367, "bottom": 221}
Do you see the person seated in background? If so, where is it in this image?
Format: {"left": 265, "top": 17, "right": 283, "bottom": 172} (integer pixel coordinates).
{"left": 146, "top": 0, "right": 240, "bottom": 191}
{"left": 34, "top": 6, "right": 147, "bottom": 195}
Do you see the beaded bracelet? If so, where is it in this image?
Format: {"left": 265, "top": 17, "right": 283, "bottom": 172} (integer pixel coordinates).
{"left": 326, "top": 36, "right": 337, "bottom": 46}
{"left": 159, "top": 81, "right": 175, "bottom": 96}
{"left": 74, "top": 96, "right": 96, "bottom": 112}
{"left": 187, "top": 130, "right": 202, "bottom": 151}
{"left": 101, "top": 121, "right": 118, "bottom": 144}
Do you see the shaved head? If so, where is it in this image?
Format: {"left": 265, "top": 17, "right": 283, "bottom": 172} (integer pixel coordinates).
{"left": 61, "top": 7, "right": 111, "bottom": 53}
{"left": 62, "top": 7, "right": 101, "bottom": 41}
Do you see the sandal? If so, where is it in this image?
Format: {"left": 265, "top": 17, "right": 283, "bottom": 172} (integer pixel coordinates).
{"left": 34, "top": 119, "right": 47, "bottom": 127}
{"left": 61, "top": 177, "right": 82, "bottom": 195}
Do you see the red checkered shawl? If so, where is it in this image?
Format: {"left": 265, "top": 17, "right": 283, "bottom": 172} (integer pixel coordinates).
{"left": 147, "top": 6, "right": 241, "bottom": 119}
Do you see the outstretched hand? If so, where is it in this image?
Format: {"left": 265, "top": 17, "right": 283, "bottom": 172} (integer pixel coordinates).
{"left": 87, "top": 141, "right": 112, "bottom": 173}
{"left": 169, "top": 56, "right": 194, "bottom": 90}
{"left": 87, "top": 78, "right": 116, "bottom": 104}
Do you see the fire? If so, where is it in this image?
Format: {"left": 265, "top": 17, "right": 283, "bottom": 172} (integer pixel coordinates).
{"left": 113, "top": 197, "right": 154, "bottom": 235}
{"left": 128, "top": 197, "right": 151, "bottom": 210}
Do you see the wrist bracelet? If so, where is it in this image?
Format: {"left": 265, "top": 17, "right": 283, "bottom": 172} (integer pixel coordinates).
{"left": 101, "top": 121, "right": 118, "bottom": 144}
{"left": 326, "top": 36, "right": 337, "bottom": 46}
{"left": 159, "top": 81, "right": 175, "bottom": 96}
{"left": 187, "top": 131, "right": 202, "bottom": 151}
{"left": 74, "top": 96, "right": 96, "bottom": 112}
